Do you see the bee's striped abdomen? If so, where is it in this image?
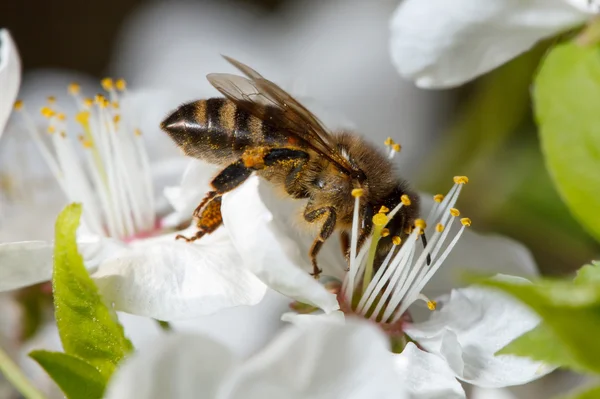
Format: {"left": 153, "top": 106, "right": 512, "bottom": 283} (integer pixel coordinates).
{"left": 161, "top": 97, "right": 295, "bottom": 166}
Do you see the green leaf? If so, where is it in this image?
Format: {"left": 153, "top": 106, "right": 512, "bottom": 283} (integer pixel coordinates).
{"left": 479, "top": 277, "right": 600, "bottom": 374}
{"left": 534, "top": 43, "right": 600, "bottom": 243}
{"left": 53, "top": 203, "right": 133, "bottom": 379}
{"left": 29, "top": 351, "right": 105, "bottom": 399}
{"left": 497, "top": 323, "right": 582, "bottom": 372}
{"left": 561, "top": 385, "right": 600, "bottom": 399}
{"left": 575, "top": 261, "right": 600, "bottom": 284}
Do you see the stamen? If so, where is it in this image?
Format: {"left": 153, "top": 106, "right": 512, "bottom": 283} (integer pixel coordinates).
{"left": 417, "top": 294, "right": 437, "bottom": 311}
{"left": 461, "top": 217, "right": 472, "bottom": 227}
{"left": 379, "top": 205, "right": 390, "bottom": 214}
{"left": 401, "top": 195, "right": 411, "bottom": 206}
{"left": 453, "top": 175, "right": 469, "bottom": 184}
{"left": 392, "top": 236, "right": 401, "bottom": 245}
{"left": 381, "top": 228, "right": 390, "bottom": 237}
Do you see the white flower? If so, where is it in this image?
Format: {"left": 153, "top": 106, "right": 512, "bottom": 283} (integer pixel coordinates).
{"left": 389, "top": 0, "right": 599, "bottom": 88}
{"left": 0, "top": 29, "right": 21, "bottom": 136}
{"left": 210, "top": 164, "right": 552, "bottom": 398}
{"left": 105, "top": 319, "right": 409, "bottom": 399}
{"left": 0, "top": 81, "right": 266, "bottom": 321}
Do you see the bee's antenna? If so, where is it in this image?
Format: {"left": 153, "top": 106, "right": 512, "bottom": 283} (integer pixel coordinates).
{"left": 421, "top": 232, "right": 432, "bottom": 266}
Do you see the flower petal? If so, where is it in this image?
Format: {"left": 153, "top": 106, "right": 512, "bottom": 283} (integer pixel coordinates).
{"left": 225, "top": 319, "right": 407, "bottom": 399}
{"left": 92, "top": 227, "right": 267, "bottom": 321}
{"left": 0, "top": 29, "right": 21, "bottom": 136}
{"left": 221, "top": 176, "right": 339, "bottom": 313}
{"left": 389, "top": 0, "right": 587, "bottom": 88}
{"left": 104, "top": 333, "right": 240, "bottom": 399}
{"left": 0, "top": 238, "right": 122, "bottom": 292}
{"left": 418, "top": 194, "right": 538, "bottom": 299}
{"left": 280, "top": 310, "right": 345, "bottom": 327}
{"left": 405, "top": 275, "right": 554, "bottom": 388}
{"left": 394, "top": 343, "right": 465, "bottom": 399}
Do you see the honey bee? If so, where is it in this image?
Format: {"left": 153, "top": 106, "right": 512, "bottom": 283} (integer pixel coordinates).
{"left": 160, "top": 56, "right": 421, "bottom": 277}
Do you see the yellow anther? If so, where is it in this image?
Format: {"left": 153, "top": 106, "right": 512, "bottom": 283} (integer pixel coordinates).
{"left": 379, "top": 205, "right": 390, "bottom": 214}
{"left": 95, "top": 94, "right": 106, "bottom": 104}
{"left": 414, "top": 219, "right": 426, "bottom": 230}
{"left": 351, "top": 188, "right": 364, "bottom": 198}
{"left": 392, "top": 236, "right": 402, "bottom": 246}
{"left": 392, "top": 143, "right": 401, "bottom": 152}
{"left": 75, "top": 111, "right": 90, "bottom": 125}
{"left": 384, "top": 137, "right": 394, "bottom": 146}
{"left": 404, "top": 226, "right": 413, "bottom": 234}
{"left": 113, "top": 115, "right": 121, "bottom": 124}
{"left": 47, "top": 126, "right": 56, "bottom": 134}
{"left": 101, "top": 77, "right": 114, "bottom": 91}
{"left": 68, "top": 83, "right": 80, "bottom": 95}
{"left": 112, "top": 101, "right": 120, "bottom": 109}
{"left": 372, "top": 213, "right": 388, "bottom": 226}
{"left": 56, "top": 113, "right": 66, "bottom": 121}
{"left": 83, "top": 98, "right": 94, "bottom": 108}
{"left": 453, "top": 175, "right": 469, "bottom": 185}
{"left": 134, "top": 128, "right": 142, "bottom": 136}
{"left": 427, "top": 301, "right": 437, "bottom": 311}
{"left": 115, "top": 79, "right": 127, "bottom": 91}
{"left": 401, "top": 194, "right": 411, "bottom": 206}
{"left": 450, "top": 208, "right": 460, "bottom": 217}
{"left": 461, "top": 218, "right": 472, "bottom": 227}
{"left": 433, "top": 194, "right": 444, "bottom": 203}
{"left": 59, "top": 131, "right": 66, "bottom": 138}
{"left": 13, "top": 100, "right": 23, "bottom": 110}
{"left": 47, "top": 96, "right": 56, "bottom": 104}
{"left": 381, "top": 228, "right": 390, "bottom": 237}
{"left": 436, "top": 223, "right": 444, "bottom": 233}
{"left": 40, "top": 106, "right": 55, "bottom": 118}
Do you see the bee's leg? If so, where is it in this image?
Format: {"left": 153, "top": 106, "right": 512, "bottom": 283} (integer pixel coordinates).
{"left": 175, "top": 196, "right": 223, "bottom": 242}
{"left": 304, "top": 206, "right": 337, "bottom": 278}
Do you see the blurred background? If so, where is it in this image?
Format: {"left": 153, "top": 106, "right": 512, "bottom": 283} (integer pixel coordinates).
{"left": 0, "top": 0, "right": 598, "bottom": 398}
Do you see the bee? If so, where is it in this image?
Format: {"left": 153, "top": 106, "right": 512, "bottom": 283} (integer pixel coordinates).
{"left": 160, "top": 56, "right": 422, "bottom": 277}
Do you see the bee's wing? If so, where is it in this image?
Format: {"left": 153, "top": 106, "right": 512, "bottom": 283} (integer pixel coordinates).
{"left": 207, "top": 59, "right": 359, "bottom": 177}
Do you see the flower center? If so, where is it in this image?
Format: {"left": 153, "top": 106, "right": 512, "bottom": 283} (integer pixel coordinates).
{"left": 341, "top": 174, "right": 470, "bottom": 328}
{"left": 13, "top": 80, "right": 157, "bottom": 241}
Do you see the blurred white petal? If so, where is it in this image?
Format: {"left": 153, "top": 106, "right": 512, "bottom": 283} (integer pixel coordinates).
{"left": 221, "top": 176, "right": 339, "bottom": 313}
{"left": 394, "top": 343, "right": 465, "bottom": 399}
{"left": 471, "top": 387, "right": 518, "bottom": 399}
{"left": 405, "top": 275, "right": 554, "bottom": 387}
{"left": 280, "top": 311, "right": 345, "bottom": 327}
{"left": 93, "top": 227, "right": 266, "bottom": 321}
{"left": 564, "top": 0, "right": 600, "bottom": 13}
{"left": 390, "top": 0, "right": 587, "bottom": 88}
{"left": 0, "top": 29, "right": 21, "bottom": 137}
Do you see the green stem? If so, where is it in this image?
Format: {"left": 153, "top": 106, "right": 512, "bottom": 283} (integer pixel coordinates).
{"left": 0, "top": 345, "right": 46, "bottom": 399}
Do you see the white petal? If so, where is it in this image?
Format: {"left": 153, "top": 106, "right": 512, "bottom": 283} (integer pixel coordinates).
{"left": 104, "top": 333, "right": 240, "bottom": 399}
{"left": 92, "top": 228, "right": 267, "bottom": 321}
{"left": 221, "top": 176, "right": 339, "bottom": 313}
{"left": 390, "top": 0, "right": 587, "bottom": 88}
{"left": 281, "top": 311, "right": 345, "bottom": 327}
{"left": 418, "top": 194, "right": 538, "bottom": 300}
{"left": 0, "top": 238, "right": 122, "bottom": 292}
{"left": 405, "top": 276, "right": 554, "bottom": 388}
{"left": 162, "top": 159, "right": 219, "bottom": 228}
{"left": 471, "top": 387, "right": 518, "bottom": 399}
{"left": 0, "top": 29, "right": 21, "bottom": 136}
{"left": 225, "top": 319, "right": 407, "bottom": 399}
{"left": 394, "top": 343, "right": 465, "bottom": 399}
{"left": 564, "top": 0, "right": 600, "bottom": 13}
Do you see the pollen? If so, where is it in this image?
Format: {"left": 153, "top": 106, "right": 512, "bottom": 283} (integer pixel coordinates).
{"left": 75, "top": 111, "right": 90, "bottom": 125}
{"left": 436, "top": 223, "right": 444, "bottom": 233}
{"left": 112, "top": 101, "right": 120, "bottom": 109}
{"left": 414, "top": 219, "right": 426, "bottom": 230}
{"left": 384, "top": 137, "right": 394, "bottom": 146}
{"left": 134, "top": 129, "right": 142, "bottom": 136}
{"left": 56, "top": 113, "right": 66, "bottom": 121}
{"left": 433, "top": 194, "right": 444, "bottom": 203}
{"left": 68, "top": 83, "right": 80, "bottom": 95}
{"left": 372, "top": 213, "right": 388, "bottom": 226}
{"left": 47, "top": 96, "right": 56, "bottom": 104}
{"left": 83, "top": 98, "right": 94, "bottom": 108}
{"left": 116, "top": 79, "right": 127, "bottom": 91}
{"left": 450, "top": 208, "right": 460, "bottom": 217}
{"left": 47, "top": 126, "right": 56, "bottom": 134}
{"left": 113, "top": 115, "right": 121, "bottom": 124}
{"left": 101, "top": 77, "right": 114, "bottom": 91}
{"left": 461, "top": 218, "right": 472, "bottom": 227}
{"left": 427, "top": 301, "right": 437, "bottom": 311}
{"left": 381, "top": 228, "right": 390, "bottom": 237}
{"left": 392, "top": 236, "right": 402, "bottom": 245}
{"left": 40, "top": 107, "right": 55, "bottom": 118}
{"left": 379, "top": 205, "right": 390, "bottom": 214}
{"left": 401, "top": 194, "right": 411, "bottom": 206}
{"left": 453, "top": 175, "right": 469, "bottom": 185}
{"left": 351, "top": 188, "right": 364, "bottom": 198}
{"left": 13, "top": 100, "right": 23, "bottom": 110}
{"left": 392, "top": 143, "right": 401, "bottom": 152}
{"left": 59, "top": 131, "right": 66, "bottom": 138}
